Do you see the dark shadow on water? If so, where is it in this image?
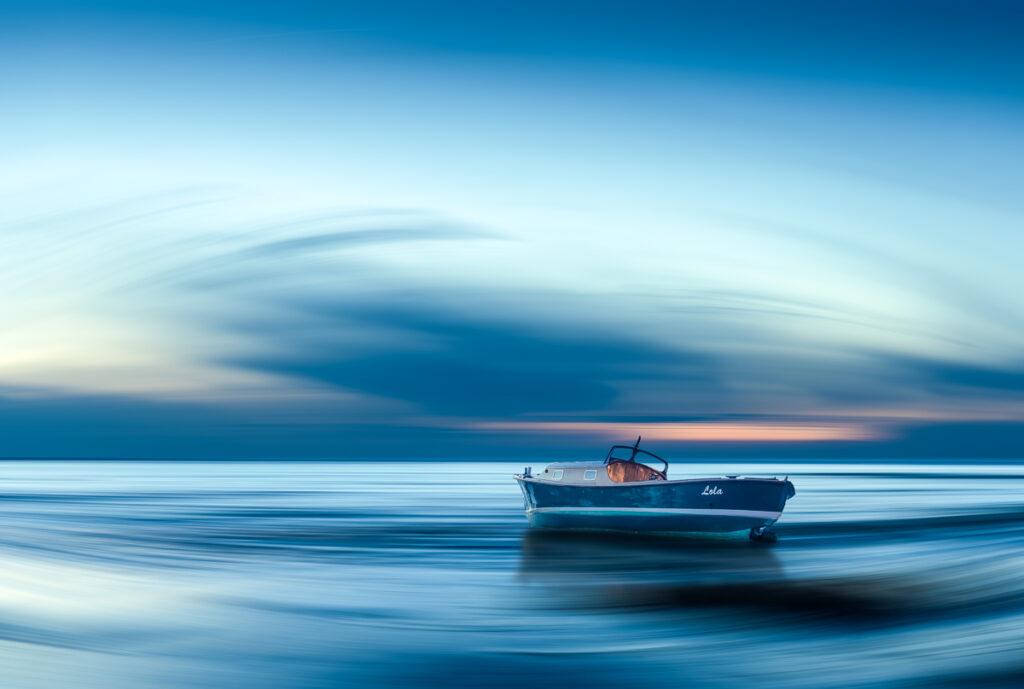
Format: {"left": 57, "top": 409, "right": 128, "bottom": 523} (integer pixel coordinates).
{"left": 516, "top": 529, "right": 968, "bottom": 625}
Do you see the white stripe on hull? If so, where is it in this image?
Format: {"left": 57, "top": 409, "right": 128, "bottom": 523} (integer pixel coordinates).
{"left": 527, "top": 506, "right": 781, "bottom": 520}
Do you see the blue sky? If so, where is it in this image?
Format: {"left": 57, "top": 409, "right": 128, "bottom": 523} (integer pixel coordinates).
{"left": 2, "top": 2, "right": 1023, "bottom": 458}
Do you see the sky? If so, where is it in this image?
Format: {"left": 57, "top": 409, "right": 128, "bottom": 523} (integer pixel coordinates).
{"left": 1, "top": 1, "right": 1023, "bottom": 459}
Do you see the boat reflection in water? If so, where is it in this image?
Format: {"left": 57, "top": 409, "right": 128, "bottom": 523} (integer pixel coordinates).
{"left": 518, "top": 528, "right": 789, "bottom": 612}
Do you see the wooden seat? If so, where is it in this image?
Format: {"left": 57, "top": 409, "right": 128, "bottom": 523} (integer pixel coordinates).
{"left": 606, "top": 460, "right": 665, "bottom": 483}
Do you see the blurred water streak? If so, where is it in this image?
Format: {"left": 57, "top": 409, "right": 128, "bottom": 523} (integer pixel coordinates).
{"left": 0, "top": 461, "right": 1022, "bottom": 689}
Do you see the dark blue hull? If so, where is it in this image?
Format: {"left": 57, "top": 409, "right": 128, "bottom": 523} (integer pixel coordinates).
{"left": 516, "top": 476, "right": 795, "bottom": 533}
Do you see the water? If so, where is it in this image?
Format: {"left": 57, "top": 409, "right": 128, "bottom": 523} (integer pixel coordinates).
{"left": 1, "top": 461, "right": 1022, "bottom": 689}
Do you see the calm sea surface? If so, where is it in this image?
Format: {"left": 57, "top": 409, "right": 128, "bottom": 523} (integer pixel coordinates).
{"left": 0, "top": 461, "right": 1022, "bottom": 689}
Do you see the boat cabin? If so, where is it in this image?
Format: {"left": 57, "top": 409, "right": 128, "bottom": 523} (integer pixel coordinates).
{"left": 536, "top": 439, "right": 668, "bottom": 485}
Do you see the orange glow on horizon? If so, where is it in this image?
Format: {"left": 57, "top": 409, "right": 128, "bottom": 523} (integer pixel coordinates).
{"left": 468, "top": 421, "right": 881, "bottom": 442}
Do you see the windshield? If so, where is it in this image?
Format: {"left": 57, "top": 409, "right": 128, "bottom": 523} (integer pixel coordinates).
{"left": 603, "top": 443, "right": 669, "bottom": 474}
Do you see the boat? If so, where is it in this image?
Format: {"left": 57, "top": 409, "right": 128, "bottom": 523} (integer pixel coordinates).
{"left": 513, "top": 437, "right": 796, "bottom": 541}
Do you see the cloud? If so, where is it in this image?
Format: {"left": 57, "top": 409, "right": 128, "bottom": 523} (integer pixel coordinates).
{"left": 885, "top": 356, "right": 1024, "bottom": 395}
{"left": 227, "top": 303, "right": 712, "bottom": 417}
{"left": 0, "top": 386, "right": 461, "bottom": 458}
{"left": 234, "top": 226, "right": 491, "bottom": 259}
{"left": 139, "top": 209, "right": 498, "bottom": 292}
